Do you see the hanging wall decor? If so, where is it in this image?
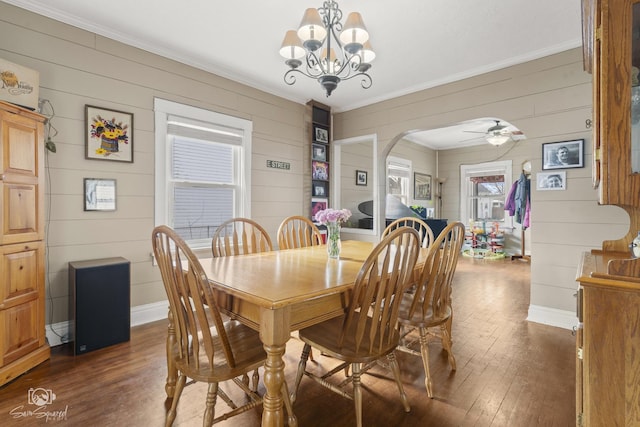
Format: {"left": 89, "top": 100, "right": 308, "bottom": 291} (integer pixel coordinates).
{"left": 85, "top": 105, "right": 134, "bottom": 163}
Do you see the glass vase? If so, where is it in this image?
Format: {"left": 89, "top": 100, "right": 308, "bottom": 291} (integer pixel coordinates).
{"left": 326, "top": 221, "right": 341, "bottom": 259}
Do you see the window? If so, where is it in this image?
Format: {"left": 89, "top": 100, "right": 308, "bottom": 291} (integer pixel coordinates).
{"left": 387, "top": 156, "right": 411, "bottom": 206}
{"left": 154, "top": 99, "right": 252, "bottom": 247}
{"left": 460, "top": 160, "right": 512, "bottom": 224}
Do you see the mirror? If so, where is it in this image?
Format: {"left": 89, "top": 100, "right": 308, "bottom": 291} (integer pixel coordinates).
{"left": 332, "top": 134, "right": 377, "bottom": 235}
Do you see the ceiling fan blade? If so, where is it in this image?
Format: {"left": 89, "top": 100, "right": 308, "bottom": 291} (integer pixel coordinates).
{"left": 460, "top": 135, "right": 485, "bottom": 143}
{"left": 463, "top": 130, "right": 487, "bottom": 134}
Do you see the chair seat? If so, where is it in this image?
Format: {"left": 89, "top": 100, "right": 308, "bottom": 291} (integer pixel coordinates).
{"left": 298, "top": 313, "right": 400, "bottom": 364}
{"left": 173, "top": 320, "right": 265, "bottom": 383}
{"left": 397, "top": 294, "right": 452, "bottom": 329}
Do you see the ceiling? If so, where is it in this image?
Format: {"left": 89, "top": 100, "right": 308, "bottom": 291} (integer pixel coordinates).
{"left": 3, "top": 0, "right": 583, "bottom": 148}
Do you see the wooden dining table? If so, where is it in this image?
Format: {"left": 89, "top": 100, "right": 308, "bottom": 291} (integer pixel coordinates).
{"left": 166, "top": 240, "right": 425, "bottom": 427}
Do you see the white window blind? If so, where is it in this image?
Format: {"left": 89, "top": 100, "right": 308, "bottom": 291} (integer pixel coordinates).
{"left": 154, "top": 98, "right": 252, "bottom": 247}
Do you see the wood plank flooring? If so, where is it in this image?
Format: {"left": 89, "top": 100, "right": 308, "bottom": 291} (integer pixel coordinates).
{"left": 0, "top": 257, "right": 576, "bottom": 426}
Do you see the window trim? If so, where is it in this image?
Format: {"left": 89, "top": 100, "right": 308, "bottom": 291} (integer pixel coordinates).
{"left": 460, "top": 160, "right": 512, "bottom": 225}
{"left": 154, "top": 98, "right": 252, "bottom": 248}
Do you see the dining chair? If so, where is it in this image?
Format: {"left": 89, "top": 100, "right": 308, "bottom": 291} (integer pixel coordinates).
{"left": 152, "top": 225, "right": 293, "bottom": 426}
{"left": 277, "top": 215, "right": 323, "bottom": 249}
{"left": 396, "top": 221, "right": 465, "bottom": 398}
{"left": 276, "top": 215, "right": 324, "bottom": 361}
{"left": 291, "top": 226, "right": 421, "bottom": 427}
{"left": 382, "top": 216, "right": 435, "bottom": 291}
{"left": 211, "top": 218, "right": 272, "bottom": 257}
{"left": 381, "top": 216, "right": 435, "bottom": 248}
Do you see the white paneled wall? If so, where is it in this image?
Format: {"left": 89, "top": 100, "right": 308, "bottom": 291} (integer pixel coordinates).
{"left": 2, "top": 2, "right": 623, "bottom": 332}
{"left": 0, "top": 3, "right": 307, "bottom": 327}
{"left": 334, "top": 49, "right": 626, "bottom": 329}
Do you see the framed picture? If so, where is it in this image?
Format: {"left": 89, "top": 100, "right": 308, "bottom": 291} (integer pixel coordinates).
{"left": 84, "top": 178, "right": 117, "bottom": 211}
{"left": 312, "top": 181, "right": 329, "bottom": 197}
{"left": 312, "top": 161, "right": 329, "bottom": 181}
{"left": 542, "top": 139, "right": 584, "bottom": 170}
{"left": 314, "top": 124, "right": 329, "bottom": 144}
{"left": 356, "top": 170, "right": 367, "bottom": 186}
{"left": 312, "top": 143, "right": 327, "bottom": 161}
{"left": 414, "top": 172, "right": 432, "bottom": 200}
{"left": 311, "top": 197, "right": 328, "bottom": 220}
{"left": 536, "top": 171, "right": 567, "bottom": 191}
{"left": 85, "top": 105, "right": 134, "bottom": 163}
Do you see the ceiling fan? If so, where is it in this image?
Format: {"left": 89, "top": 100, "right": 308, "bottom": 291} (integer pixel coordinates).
{"left": 464, "top": 120, "right": 519, "bottom": 146}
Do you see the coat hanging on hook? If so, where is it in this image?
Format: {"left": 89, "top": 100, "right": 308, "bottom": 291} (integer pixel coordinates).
{"left": 505, "top": 172, "right": 530, "bottom": 229}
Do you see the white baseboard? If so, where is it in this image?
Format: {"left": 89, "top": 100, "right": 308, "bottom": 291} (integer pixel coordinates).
{"left": 46, "top": 300, "right": 169, "bottom": 347}
{"left": 527, "top": 304, "right": 577, "bottom": 330}
{"left": 130, "top": 300, "right": 169, "bottom": 327}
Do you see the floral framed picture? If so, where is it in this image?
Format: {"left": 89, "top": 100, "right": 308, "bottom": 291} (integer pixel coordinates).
{"left": 85, "top": 105, "right": 134, "bottom": 163}
{"left": 542, "top": 139, "right": 584, "bottom": 170}
{"left": 414, "top": 172, "right": 432, "bottom": 200}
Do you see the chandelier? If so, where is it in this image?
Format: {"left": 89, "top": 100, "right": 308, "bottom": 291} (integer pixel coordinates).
{"left": 279, "top": 1, "right": 375, "bottom": 97}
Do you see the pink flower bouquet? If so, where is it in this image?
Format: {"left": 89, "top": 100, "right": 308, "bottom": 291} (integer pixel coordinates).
{"left": 314, "top": 208, "right": 352, "bottom": 225}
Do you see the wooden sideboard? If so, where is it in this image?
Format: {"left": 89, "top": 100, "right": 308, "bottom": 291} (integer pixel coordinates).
{"left": 578, "top": 0, "right": 640, "bottom": 424}
{"left": 576, "top": 251, "right": 640, "bottom": 425}
{"left": 0, "top": 100, "right": 49, "bottom": 386}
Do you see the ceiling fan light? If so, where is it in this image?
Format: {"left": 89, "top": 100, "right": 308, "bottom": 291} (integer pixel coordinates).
{"left": 297, "top": 8, "right": 327, "bottom": 51}
{"left": 486, "top": 133, "right": 511, "bottom": 146}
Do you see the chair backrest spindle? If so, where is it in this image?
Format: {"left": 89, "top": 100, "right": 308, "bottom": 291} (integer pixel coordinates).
{"left": 212, "top": 218, "right": 273, "bottom": 257}
{"left": 277, "top": 215, "right": 323, "bottom": 249}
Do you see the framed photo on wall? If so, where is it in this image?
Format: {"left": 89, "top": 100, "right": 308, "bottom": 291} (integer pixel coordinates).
{"left": 414, "top": 172, "right": 432, "bottom": 200}
{"left": 313, "top": 125, "right": 329, "bottom": 144}
{"left": 312, "top": 161, "right": 329, "bottom": 181}
{"left": 542, "top": 139, "right": 584, "bottom": 170}
{"left": 312, "top": 181, "right": 329, "bottom": 197}
{"left": 312, "top": 143, "right": 327, "bottom": 161}
{"left": 85, "top": 105, "right": 134, "bottom": 163}
{"left": 84, "top": 178, "right": 117, "bottom": 211}
{"left": 356, "top": 170, "right": 367, "bottom": 186}
{"left": 311, "top": 197, "right": 328, "bottom": 220}
{"left": 536, "top": 171, "right": 567, "bottom": 191}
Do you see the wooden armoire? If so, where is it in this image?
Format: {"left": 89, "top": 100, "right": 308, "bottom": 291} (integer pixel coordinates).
{"left": 0, "top": 100, "right": 49, "bottom": 386}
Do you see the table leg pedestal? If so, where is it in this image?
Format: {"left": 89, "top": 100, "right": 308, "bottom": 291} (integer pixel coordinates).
{"left": 260, "top": 307, "right": 296, "bottom": 427}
